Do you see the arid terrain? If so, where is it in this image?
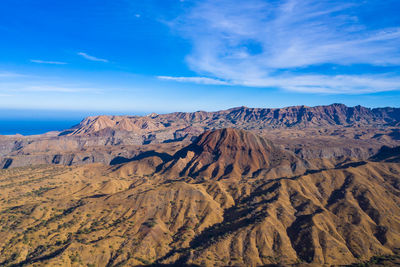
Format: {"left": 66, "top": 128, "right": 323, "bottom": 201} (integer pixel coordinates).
{"left": 1, "top": 104, "right": 400, "bottom": 266}
{"left": 1, "top": 104, "right": 400, "bottom": 170}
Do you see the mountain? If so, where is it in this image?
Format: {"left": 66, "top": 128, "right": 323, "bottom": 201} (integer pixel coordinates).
{"left": 1, "top": 128, "right": 400, "bottom": 266}
{"left": 61, "top": 104, "right": 400, "bottom": 138}
{"left": 159, "top": 128, "right": 305, "bottom": 180}
{"left": 1, "top": 104, "right": 400, "bottom": 170}
{"left": 112, "top": 128, "right": 306, "bottom": 180}
{"left": 370, "top": 146, "right": 400, "bottom": 163}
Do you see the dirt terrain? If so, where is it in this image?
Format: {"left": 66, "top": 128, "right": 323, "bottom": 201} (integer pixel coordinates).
{"left": 1, "top": 104, "right": 400, "bottom": 169}
{"left": 0, "top": 126, "right": 400, "bottom": 266}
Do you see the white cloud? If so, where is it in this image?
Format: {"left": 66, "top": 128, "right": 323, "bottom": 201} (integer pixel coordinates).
{"left": 237, "top": 74, "right": 400, "bottom": 94}
{"left": 157, "top": 76, "right": 230, "bottom": 85}
{"left": 167, "top": 0, "right": 400, "bottom": 93}
{"left": 0, "top": 72, "right": 27, "bottom": 78}
{"left": 0, "top": 81, "right": 102, "bottom": 94}
{"left": 22, "top": 85, "right": 86, "bottom": 93}
{"left": 0, "top": 70, "right": 102, "bottom": 94}
{"left": 78, "top": 52, "right": 109, "bottom": 62}
{"left": 159, "top": 74, "right": 400, "bottom": 94}
{"left": 30, "top": 60, "right": 67, "bottom": 65}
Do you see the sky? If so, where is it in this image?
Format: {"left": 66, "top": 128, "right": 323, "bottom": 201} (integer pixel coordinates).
{"left": 0, "top": 0, "right": 400, "bottom": 115}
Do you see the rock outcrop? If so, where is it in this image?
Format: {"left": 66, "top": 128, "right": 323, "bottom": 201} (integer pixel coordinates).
{"left": 1, "top": 104, "right": 400, "bottom": 169}
{"left": 1, "top": 129, "right": 400, "bottom": 266}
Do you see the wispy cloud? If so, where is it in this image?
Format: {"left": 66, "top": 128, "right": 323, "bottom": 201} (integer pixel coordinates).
{"left": 0, "top": 79, "right": 102, "bottom": 94}
{"left": 0, "top": 72, "right": 27, "bottom": 78}
{"left": 166, "top": 0, "right": 400, "bottom": 93}
{"left": 157, "top": 76, "right": 230, "bottom": 85}
{"left": 0, "top": 70, "right": 102, "bottom": 94}
{"left": 30, "top": 59, "right": 67, "bottom": 65}
{"left": 235, "top": 74, "right": 400, "bottom": 94}
{"left": 0, "top": 83, "right": 101, "bottom": 94}
{"left": 21, "top": 85, "right": 87, "bottom": 93}
{"left": 159, "top": 74, "right": 400, "bottom": 94}
{"left": 78, "top": 52, "right": 109, "bottom": 62}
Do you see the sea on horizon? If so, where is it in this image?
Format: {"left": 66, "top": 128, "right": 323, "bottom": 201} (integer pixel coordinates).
{"left": 0, "top": 119, "right": 81, "bottom": 136}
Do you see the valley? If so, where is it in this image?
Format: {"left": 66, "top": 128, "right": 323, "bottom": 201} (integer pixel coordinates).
{"left": 0, "top": 104, "right": 400, "bottom": 266}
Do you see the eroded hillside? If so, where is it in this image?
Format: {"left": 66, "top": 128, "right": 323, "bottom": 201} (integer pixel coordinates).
{"left": 1, "top": 129, "right": 400, "bottom": 266}
{"left": 1, "top": 104, "right": 400, "bottom": 169}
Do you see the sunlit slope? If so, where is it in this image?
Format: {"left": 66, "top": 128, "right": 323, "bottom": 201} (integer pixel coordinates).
{"left": 0, "top": 129, "right": 400, "bottom": 266}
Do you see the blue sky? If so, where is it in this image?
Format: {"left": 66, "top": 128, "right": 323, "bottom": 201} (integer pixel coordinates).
{"left": 0, "top": 0, "right": 400, "bottom": 115}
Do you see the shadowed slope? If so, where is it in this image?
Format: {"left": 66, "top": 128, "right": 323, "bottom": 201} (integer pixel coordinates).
{"left": 2, "top": 104, "right": 400, "bottom": 170}
{"left": 159, "top": 128, "right": 305, "bottom": 179}
{"left": 371, "top": 146, "right": 400, "bottom": 163}
{"left": 1, "top": 160, "right": 400, "bottom": 266}
{"left": 63, "top": 104, "right": 400, "bottom": 137}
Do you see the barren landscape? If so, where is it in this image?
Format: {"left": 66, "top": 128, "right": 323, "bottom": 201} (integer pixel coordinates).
{"left": 1, "top": 104, "right": 400, "bottom": 266}
{"left": 2, "top": 0, "right": 400, "bottom": 265}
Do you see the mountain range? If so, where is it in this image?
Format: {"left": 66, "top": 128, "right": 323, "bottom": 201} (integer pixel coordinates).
{"left": 1, "top": 104, "right": 400, "bottom": 169}
{"left": 0, "top": 125, "right": 400, "bottom": 266}
{"left": 1, "top": 104, "right": 400, "bottom": 266}
{"left": 64, "top": 103, "right": 400, "bottom": 137}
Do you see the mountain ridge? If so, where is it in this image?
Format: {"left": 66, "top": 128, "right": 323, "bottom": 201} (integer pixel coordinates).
{"left": 158, "top": 128, "right": 305, "bottom": 180}
{"left": 1, "top": 103, "right": 400, "bottom": 170}
{"left": 1, "top": 128, "right": 400, "bottom": 266}
{"left": 62, "top": 103, "right": 400, "bottom": 138}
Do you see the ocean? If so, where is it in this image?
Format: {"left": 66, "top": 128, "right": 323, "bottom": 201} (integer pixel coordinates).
{"left": 0, "top": 109, "right": 147, "bottom": 136}
{"left": 0, "top": 119, "right": 81, "bottom": 136}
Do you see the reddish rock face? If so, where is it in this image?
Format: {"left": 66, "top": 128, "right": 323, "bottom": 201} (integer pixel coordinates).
{"left": 158, "top": 128, "right": 304, "bottom": 180}
{"left": 65, "top": 104, "right": 400, "bottom": 137}
{"left": 1, "top": 128, "right": 400, "bottom": 266}
{"left": 1, "top": 104, "right": 400, "bottom": 170}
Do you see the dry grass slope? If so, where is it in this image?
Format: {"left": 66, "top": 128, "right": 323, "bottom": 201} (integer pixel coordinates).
{"left": 0, "top": 129, "right": 400, "bottom": 266}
